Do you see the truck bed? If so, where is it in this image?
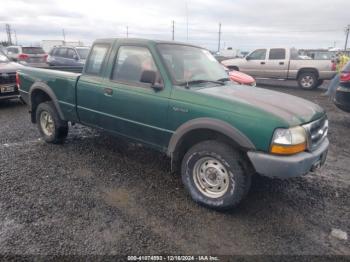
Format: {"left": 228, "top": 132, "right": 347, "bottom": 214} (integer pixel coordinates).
{"left": 18, "top": 67, "right": 81, "bottom": 122}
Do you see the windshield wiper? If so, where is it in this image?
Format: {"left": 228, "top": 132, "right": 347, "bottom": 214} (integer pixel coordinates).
{"left": 179, "top": 79, "right": 225, "bottom": 88}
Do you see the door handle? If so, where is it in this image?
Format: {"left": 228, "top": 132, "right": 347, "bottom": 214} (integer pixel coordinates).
{"left": 279, "top": 62, "right": 285, "bottom": 65}
{"left": 104, "top": 88, "right": 113, "bottom": 96}
{"left": 261, "top": 62, "right": 265, "bottom": 65}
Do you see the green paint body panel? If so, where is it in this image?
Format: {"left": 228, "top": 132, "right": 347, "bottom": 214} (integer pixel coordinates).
{"left": 18, "top": 38, "right": 326, "bottom": 153}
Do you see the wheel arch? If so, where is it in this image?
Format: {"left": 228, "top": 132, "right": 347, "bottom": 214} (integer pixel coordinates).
{"left": 29, "top": 82, "right": 65, "bottom": 123}
{"left": 297, "top": 68, "right": 319, "bottom": 79}
{"left": 167, "top": 118, "right": 256, "bottom": 171}
{"left": 227, "top": 65, "right": 239, "bottom": 71}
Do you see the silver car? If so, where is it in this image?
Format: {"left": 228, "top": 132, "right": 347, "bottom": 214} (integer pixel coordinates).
{"left": 6, "top": 46, "right": 48, "bottom": 67}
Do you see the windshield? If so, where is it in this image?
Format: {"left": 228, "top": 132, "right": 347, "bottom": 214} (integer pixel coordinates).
{"left": 0, "top": 51, "right": 9, "bottom": 62}
{"left": 22, "top": 47, "right": 45, "bottom": 54}
{"left": 76, "top": 48, "right": 89, "bottom": 59}
{"left": 157, "top": 44, "right": 228, "bottom": 85}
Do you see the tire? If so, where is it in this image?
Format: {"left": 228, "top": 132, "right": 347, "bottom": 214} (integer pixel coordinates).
{"left": 298, "top": 72, "right": 318, "bottom": 89}
{"left": 181, "top": 140, "right": 252, "bottom": 210}
{"left": 35, "top": 101, "right": 68, "bottom": 144}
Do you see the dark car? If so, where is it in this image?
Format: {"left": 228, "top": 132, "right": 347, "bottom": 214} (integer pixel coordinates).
{"left": 334, "top": 61, "right": 350, "bottom": 112}
{"left": 47, "top": 46, "right": 90, "bottom": 67}
{"left": 0, "top": 51, "right": 22, "bottom": 101}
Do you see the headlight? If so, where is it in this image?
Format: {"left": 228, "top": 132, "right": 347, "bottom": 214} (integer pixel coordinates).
{"left": 270, "top": 126, "right": 307, "bottom": 155}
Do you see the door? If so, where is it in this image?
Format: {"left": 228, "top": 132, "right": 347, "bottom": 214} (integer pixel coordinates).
{"left": 65, "top": 48, "right": 79, "bottom": 66}
{"left": 240, "top": 49, "right": 268, "bottom": 77}
{"left": 53, "top": 48, "right": 67, "bottom": 66}
{"left": 264, "top": 48, "right": 289, "bottom": 78}
{"left": 100, "top": 45, "right": 171, "bottom": 149}
{"left": 77, "top": 43, "right": 111, "bottom": 127}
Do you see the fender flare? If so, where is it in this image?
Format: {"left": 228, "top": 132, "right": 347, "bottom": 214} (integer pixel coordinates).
{"left": 297, "top": 68, "right": 320, "bottom": 79}
{"left": 29, "top": 82, "right": 65, "bottom": 121}
{"left": 167, "top": 117, "right": 256, "bottom": 157}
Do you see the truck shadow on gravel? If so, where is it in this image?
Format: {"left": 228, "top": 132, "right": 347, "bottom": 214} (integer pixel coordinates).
{"left": 67, "top": 128, "right": 349, "bottom": 217}
{"left": 65, "top": 129, "right": 349, "bottom": 253}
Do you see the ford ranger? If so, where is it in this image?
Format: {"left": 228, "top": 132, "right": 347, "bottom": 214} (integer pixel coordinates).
{"left": 17, "top": 39, "right": 329, "bottom": 210}
{"left": 221, "top": 48, "right": 336, "bottom": 89}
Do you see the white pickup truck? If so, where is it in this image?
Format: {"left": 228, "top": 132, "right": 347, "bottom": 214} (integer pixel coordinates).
{"left": 221, "top": 48, "right": 336, "bottom": 89}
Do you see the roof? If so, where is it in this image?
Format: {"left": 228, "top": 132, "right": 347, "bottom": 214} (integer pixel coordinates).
{"left": 52, "top": 46, "right": 90, "bottom": 49}
{"left": 94, "top": 38, "right": 203, "bottom": 49}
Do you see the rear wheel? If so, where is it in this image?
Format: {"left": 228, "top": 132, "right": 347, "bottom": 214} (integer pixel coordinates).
{"left": 181, "top": 140, "right": 252, "bottom": 210}
{"left": 298, "top": 72, "right": 318, "bottom": 89}
{"left": 36, "top": 101, "right": 68, "bottom": 144}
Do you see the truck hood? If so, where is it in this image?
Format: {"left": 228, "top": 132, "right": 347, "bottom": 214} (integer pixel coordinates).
{"left": 222, "top": 58, "right": 246, "bottom": 67}
{"left": 0, "top": 62, "right": 23, "bottom": 73}
{"left": 198, "top": 84, "right": 325, "bottom": 126}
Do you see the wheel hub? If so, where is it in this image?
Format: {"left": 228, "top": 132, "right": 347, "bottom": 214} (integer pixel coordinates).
{"left": 193, "top": 157, "right": 232, "bottom": 198}
{"left": 40, "top": 111, "right": 55, "bottom": 137}
{"left": 301, "top": 76, "right": 314, "bottom": 88}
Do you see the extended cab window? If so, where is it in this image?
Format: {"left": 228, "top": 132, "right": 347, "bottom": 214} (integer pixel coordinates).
{"left": 248, "top": 49, "right": 266, "bottom": 60}
{"left": 112, "top": 46, "right": 161, "bottom": 85}
{"left": 85, "top": 45, "right": 109, "bottom": 75}
{"left": 269, "top": 49, "right": 286, "bottom": 60}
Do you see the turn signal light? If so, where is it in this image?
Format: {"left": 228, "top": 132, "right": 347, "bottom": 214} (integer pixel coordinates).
{"left": 270, "top": 143, "right": 306, "bottom": 155}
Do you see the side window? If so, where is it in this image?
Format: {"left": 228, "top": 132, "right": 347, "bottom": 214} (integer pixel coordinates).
{"left": 85, "top": 44, "right": 109, "bottom": 75}
{"left": 57, "top": 48, "right": 67, "bottom": 57}
{"left": 248, "top": 49, "right": 267, "bottom": 60}
{"left": 112, "top": 46, "right": 161, "bottom": 85}
{"left": 269, "top": 49, "right": 286, "bottom": 60}
{"left": 66, "top": 49, "right": 76, "bottom": 59}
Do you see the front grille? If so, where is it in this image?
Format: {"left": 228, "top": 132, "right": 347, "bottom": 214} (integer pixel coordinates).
{"left": 303, "top": 116, "right": 328, "bottom": 151}
{"left": 0, "top": 73, "right": 16, "bottom": 85}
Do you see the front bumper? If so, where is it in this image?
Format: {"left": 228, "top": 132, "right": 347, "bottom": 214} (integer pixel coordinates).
{"left": 247, "top": 138, "right": 329, "bottom": 178}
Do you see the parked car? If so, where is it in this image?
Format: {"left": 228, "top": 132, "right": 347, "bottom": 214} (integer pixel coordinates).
{"left": 0, "top": 51, "right": 22, "bottom": 101}
{"left": 6, "top": 46, "right": 47, "bottom": 67}
{"left": 334, "top": 61, "right": 350, "bottom": 112}
{"left": 47, "top": 46, "right": 90, "bottom": 66}
{"left": 18, "top": 38, "right": 329, "bottom": 210}
{"left": 222, "top": 48, "right": 336, "bottom": 89}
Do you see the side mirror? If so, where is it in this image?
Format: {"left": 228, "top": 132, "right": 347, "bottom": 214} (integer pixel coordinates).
{"left": 246, "top": 56, "right": 251, "bottom": 61}
{"left": 140, "top": 70, "right": 164, "bottom": 91}
{"left": 73, "top": 55, "right": 79, "bottom": 60}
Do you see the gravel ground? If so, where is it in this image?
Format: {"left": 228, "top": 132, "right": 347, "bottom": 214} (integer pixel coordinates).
{"left": 0, "top": 81, "right": 349, "bottom": 257}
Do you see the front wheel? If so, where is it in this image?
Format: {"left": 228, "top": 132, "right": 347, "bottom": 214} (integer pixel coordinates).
{"left": 181, "top": 140, "right": 252, "bottom": 210}
{"left": 298, "top": 72, "right": 318, "bottom": 89}
{"left": 36, "top": 101, "right": 68, "bottom": 144}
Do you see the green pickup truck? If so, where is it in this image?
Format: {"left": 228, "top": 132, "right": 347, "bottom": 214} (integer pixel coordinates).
{"left": 17, "top": 38, "right": 329, "bottom": 210}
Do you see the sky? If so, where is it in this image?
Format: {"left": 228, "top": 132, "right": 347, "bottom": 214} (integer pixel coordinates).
{"left": 0, "top": 0, "right": 349, "bottom": 51}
